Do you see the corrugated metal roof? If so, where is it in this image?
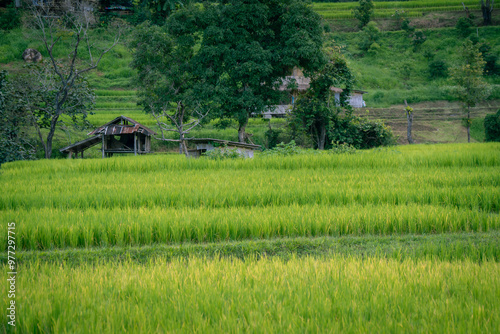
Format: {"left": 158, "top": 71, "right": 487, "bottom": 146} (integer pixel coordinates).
{"left": 88, "top": 115, "right": 157, "bottom": 136}
{"left": 59, "top": 135, "right": 102, "bottom": 153}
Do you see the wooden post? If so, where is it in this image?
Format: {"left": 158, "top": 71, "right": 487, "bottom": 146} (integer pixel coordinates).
{"left": 67, "top": 151, "right": 73, "bottom": 159}
{"left": 134, "top": 133, "right": 137, "bottom": 156}
{"left": 405, "top": 100, "right": 414, "bottom": 144}
{"left": 102, "top": 135, "right": 105, "bottom": 158}
{"left": 81, "top": 151, "right": 84, "bottom": 159}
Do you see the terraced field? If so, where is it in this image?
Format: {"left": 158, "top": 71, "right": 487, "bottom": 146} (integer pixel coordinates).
{"left": 1, "top": 143, "right": 499, "bottom": 332}
{"left": 313, "top": 0, "right": 481, "bottom": 19}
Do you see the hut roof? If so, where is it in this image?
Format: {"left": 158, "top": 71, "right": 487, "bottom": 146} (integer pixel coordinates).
{"left": 88, "top": 115, "right": 157, "bottom": 136}
{"left": 59, "top": 135, "right": 102, "bottom": 154}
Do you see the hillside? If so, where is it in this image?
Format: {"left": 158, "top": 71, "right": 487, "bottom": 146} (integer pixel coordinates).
{"left": 1, "top": 2, "right": 500, "bottom": 153}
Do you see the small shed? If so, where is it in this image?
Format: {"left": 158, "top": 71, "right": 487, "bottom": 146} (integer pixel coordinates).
{"left": 186, "top": 138, "right": 261, "bottom": 158}
{"left": 60, "top": 116, "right": 156, "bottom": 158}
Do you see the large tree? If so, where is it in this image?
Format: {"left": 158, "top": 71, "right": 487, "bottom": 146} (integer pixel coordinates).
{"left": 24, "top": 0, "right": 120, "bottom": 158}
{"left": 173, "top": 0, "right": 326, "bottom": 143}
{"left": 130, "top": 13, "right": 209, "bottom": 156}
{"left": 451, "top": 39, "right": 490, "bottom": 143}
{"left": 291, "top": 47, "right": 354, "bottom": 150}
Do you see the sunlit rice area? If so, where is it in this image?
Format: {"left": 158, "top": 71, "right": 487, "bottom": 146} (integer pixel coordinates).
{"left": 1, "top": 143, "right": 500, "bottom": 332}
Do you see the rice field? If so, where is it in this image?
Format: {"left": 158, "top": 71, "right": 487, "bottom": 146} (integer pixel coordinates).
{"left": 313, "top": 0, "right": 481, "bottom": 19}
{"left": 1, "top": 143, "right": 499, "bottom": 332}
{"left": 1, "top": 257, "right": 499, "bottom": 332}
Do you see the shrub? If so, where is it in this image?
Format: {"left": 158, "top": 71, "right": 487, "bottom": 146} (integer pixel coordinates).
{"left": 204, "top": 145, "right": 243, "bottom": 160}
{"left": 0, "top": 5, "right": 21, "bottom": 31}
{"left": 329, "top": 116, "right": 396, "bottom": 149}
{"left": 359, "top": 21, "right": 380, "bottom": 52}
{"left": 352, "top": 0, "right": 374, "bottom": 30}
{"left": 484, "top": 110, "right": 500, "bottom": 142}
{"left": 261, "top": 141, "right": 301, "bottom": 156}
{"left": 367, "top": 42, "right": 380, "bottom": 56}
{"left": 401, "top": 18, "right": 414, "bottom": 34}
{"left": 330, "top": 142, "right": 357, "bottom": 154}
{"left": 429, "top": 60, "right": 448, "bottom": 79}
{"left": 456, "top": 17, "right": 473, "bottom": 37}
{"left": 265, "top": 127, "right": 283, "bottom": 149}
{"left": 411, "top": 30, "right": 426, "bottom": 49}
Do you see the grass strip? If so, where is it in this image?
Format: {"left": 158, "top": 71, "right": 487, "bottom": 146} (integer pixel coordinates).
{"left": 4, "top": 231, "right": 499, "bottom": 265}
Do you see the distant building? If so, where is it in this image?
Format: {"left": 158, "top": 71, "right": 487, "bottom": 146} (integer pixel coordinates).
{"left": 262, "top": 68, "right": 367, "bottom": 119}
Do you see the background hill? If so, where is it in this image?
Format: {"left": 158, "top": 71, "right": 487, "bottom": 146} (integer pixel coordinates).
{"left": 1, "top": 0, "right": 499, "bottom": 155}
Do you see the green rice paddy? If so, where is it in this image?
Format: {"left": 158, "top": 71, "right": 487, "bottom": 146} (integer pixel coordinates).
{"left": 313, "top": 0, "right": 481, "bottom": 19}
{"left": 1, "top": 143, "right": 499, "bottom": 332}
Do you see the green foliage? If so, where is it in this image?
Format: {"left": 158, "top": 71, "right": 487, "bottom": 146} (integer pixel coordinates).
{"left": 456, "top": 17, "right": 474, "bottom": 37}
{"left": 0, "top": 71, "right": 35, "bottom": 164}
{"left": 329, "top": 115, "right": 396, "bottom": 149}
{"left": 448, "top": 38, "right": 492, "bottom": 140}
{"left": 203, "top": 145, "right": 243, "bottom": 160}
{"left": 477, "top": 41, "right": 499, "bottom": 76}
{"left": 0, "top": 4, "right": 21, "bottom": 31}
{"left": 391, "top": 9, "right": 407, "bottom": 30}
{"left": 261, "top": 140, "right": 300, "bottom": 156}
{"left": 330, "top": 141, "right": 357, "bottom": 154}
{"left": 484, "top": 110, "right": 500, "bottom": 142}
{"left": 290, "top": 48, "right": 355, "bottom": 149}
{"left": 411, "top": 29, "right": 426, "bottom": 49}
{"left": 470, "top": 117, "right": 486, "bottom": 142}
{"left": 352, "top": 0, "right": 374, "bottom": 29}
{"left": 429, "top": 59, "right": 448, "bottom": 79}
{"left": 359, "top": 21, "right": 381, "bottom": 52}
{"left": 264, "top": 126, "right": 283, "bottom": 149}
{"left": 451, "top": 39, "right": 490, "bottom": 110}
{"left": 173, "top": 0, "right": 326, "bottom": 142}
{"left": 401, "top": 18, "right": 414, "bottom": 33}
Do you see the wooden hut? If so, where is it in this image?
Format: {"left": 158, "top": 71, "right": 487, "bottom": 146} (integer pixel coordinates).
{"left": 60, "top": 116, "right": 156, "bottom": 158}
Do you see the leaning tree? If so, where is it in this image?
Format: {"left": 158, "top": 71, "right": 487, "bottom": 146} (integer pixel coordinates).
{"left": 23, "top": 0, "right": 121, "bottom": 159}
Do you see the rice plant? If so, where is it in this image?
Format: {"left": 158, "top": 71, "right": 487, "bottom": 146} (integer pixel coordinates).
{"left": 2, "top": 256, "right": 499, "bottom": 333}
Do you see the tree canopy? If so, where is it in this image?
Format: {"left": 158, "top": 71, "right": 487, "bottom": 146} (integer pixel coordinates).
{"left": 167, "top": 0, "right": 326, "bottom": 142}
{"left": 451, "top": 39, "right": 490, "bottom": 143}
{"left": 291, "top": 47, "right": 355, "bottom": 150}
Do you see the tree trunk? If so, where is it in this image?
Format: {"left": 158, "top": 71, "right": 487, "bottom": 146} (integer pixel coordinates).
{"left": 318, "top": 123, "right": 326, "bottom": 150}
{"left": 405, "top": 100, "right": 414, "bottom": 144}
{"left": 45, "top": 115, "right": 60, "bottom": 159}
{"left": 238, "top": 120, "right": 248, "bottom": 143}
{"left": 467, "top": 107, "right": 471, "bottom": 143}
{"left": 179, "top": 132, "right": 189, "bottom": 157}
{"left": 482, "top": 0, "right": 493, "bottom": 26}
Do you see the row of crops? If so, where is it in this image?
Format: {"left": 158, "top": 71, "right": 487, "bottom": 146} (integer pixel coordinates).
{"left": 4, "top": 257, "right": 499, "bottom": 332}
{"left": 312, "top": 0, "right": 481, "bottom": 19}
{"left": 1, "top": 143, "right": 499, "bottom": 331}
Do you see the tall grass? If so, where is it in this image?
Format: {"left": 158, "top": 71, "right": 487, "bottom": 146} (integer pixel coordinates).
{"left": 2, "top": 256, "right": 499, "bottom": 333}
{"left": 2, "top": 203, "right": 498, "bottom": 251}
{"left": 0, "top": 143, "right": 498, "bottom": 251}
